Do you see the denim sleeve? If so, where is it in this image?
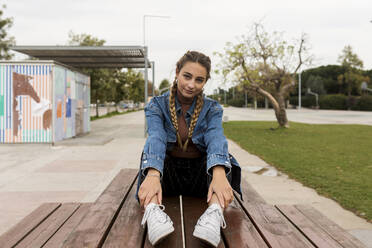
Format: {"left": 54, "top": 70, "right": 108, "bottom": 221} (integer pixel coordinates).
{"left": 204, "top": 102, "right": 232, "bottom": 176}
{"left": 141, "top": 99, "right": 167, "bottom": 177}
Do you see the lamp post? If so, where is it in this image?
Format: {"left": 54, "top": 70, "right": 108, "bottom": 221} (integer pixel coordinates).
{"left": 151, "top": 61, "right": 155, "bottom": 97}
{"left": 143, "top": 14, "right": 170, "bottom": 136}
{"left": 298, "top": 70, "right": 302, "bottom": 109}
{"left": 143, "top": 14, "right": 170, "bottom": 103}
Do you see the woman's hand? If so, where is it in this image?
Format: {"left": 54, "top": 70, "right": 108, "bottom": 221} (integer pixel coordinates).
{"left": 207, "top": 165, "right": 234, "bottom": 208}
{"left": 138, "top": 168, "right": 162, "bottom": 208}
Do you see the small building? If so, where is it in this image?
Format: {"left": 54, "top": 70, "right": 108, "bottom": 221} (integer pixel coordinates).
{"left": 0, "top": 46, "right": 151, "bottom": 144}
{"left": 0, "top": 61, "right": 90, "bottom": 143}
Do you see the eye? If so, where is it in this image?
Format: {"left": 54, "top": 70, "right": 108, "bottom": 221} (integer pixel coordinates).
{"left": 196, "top": 78, "right": 205, "bottom": 83}
{"left": 183, "top": 74, "right": 191, "bottom": 79}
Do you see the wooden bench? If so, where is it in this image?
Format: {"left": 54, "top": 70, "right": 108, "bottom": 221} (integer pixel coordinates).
{"left": 0, "top": 169, "right": 367, "bottom": 248}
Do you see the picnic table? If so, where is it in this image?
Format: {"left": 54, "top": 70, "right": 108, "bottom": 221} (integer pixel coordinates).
{"left": 0, "top": 168, "right": 367, "bottom": 248}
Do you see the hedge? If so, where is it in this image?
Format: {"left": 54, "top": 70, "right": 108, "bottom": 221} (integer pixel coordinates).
{"left": 290, "top": 94, "right": 372, "bottom": 111}
{"left": 351, "top": 95, "right": 372, "bottom": 111}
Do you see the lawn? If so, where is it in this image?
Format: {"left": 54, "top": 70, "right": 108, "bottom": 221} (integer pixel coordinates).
{"left": 223, "top": 121, "right": 372, "bottom": 222}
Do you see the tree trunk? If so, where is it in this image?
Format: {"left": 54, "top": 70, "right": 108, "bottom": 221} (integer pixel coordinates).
{"left": 347, "top": 84, "right": 352, "bottom": 110}
{"left": 275, "top": 93, "right": 289, "bottom": 128}
{"left": 253, "top": 85, "right": 289, "bottom": 128}
{"left": 95, "top": 100, "right": 99, "bottom": 117}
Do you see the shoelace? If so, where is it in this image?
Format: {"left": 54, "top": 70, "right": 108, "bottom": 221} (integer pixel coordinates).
{"left": 141, "top": 204, "right": 167, "bottom": 227}
{"left": 199, "top": 207, "right": 227, "bottom": 229}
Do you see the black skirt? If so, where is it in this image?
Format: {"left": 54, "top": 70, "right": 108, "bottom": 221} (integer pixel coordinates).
{"left": 138, "top": 153, "right": 232, "bottom": 199}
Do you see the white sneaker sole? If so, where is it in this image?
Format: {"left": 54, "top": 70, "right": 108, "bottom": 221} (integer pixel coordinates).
{"left": 149, "top": 225, "right": 175, "bottom": 245}
{"left": 193, "top": 226, "right": 219, "bottom": 247}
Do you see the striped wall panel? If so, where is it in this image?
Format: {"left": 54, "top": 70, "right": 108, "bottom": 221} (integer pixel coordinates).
{"left": 0, "top": 64, "right": 52, "bottom": 143}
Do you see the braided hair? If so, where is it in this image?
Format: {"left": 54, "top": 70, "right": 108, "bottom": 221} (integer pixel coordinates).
{"left": 169, "top": 51, "right": 211, "bottom": 151}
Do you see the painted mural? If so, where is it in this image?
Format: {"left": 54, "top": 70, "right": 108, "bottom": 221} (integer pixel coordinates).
{"left": 0, "top": 64, "right": 53, "bottom": 143}
{"left": 0, "top": 62, "right": 90, "bottom": 143}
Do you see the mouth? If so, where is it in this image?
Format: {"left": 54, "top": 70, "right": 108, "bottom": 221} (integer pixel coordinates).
{"left": 185, "top": 89, "right": 193, "bottom": 94}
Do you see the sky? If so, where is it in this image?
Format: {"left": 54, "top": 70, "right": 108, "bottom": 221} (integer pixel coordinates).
{"left": 2, "top": 0, "right": 372, "bottom": 94}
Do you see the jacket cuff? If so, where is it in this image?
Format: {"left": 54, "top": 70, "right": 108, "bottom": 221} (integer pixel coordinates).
{"left": 206, "top": 153, "right": 232, "bottom": 176}
{"left": 140, "top": 153, "right": 164, "bottom": 178}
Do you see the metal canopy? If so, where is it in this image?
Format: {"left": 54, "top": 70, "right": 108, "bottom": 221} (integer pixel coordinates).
{"left": 11, "top": 46, "right": 151, "bottom": 69}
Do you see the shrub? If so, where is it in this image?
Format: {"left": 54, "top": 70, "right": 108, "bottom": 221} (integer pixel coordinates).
{"left": 227, "top": 98, "right": 245, "bottom": 107}
{"left": 352, "top": 95, "right": 372, "bottom": 111}
{"left": 290, "top": 96, "right": 317, "bottom": 108}
{"left": 319, "top": 94, "right": 347, "bottom": 110}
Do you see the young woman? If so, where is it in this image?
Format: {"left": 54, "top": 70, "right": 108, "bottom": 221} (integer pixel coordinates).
{"left": 136, "top": 51, "right": 242, "bottom": 247}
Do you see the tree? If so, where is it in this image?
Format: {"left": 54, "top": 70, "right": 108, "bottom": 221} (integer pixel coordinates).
{"left": 337, "top": 45, "right": 369, "bottom": 108}
{"left": 159, "top": 79, "right": 170, "bottom": 94}
{"left": 0, "top": 4, "right": 16, "bottom": 60}
{"left": 299, "top": 65, "right": 346, "bottom": 95}
{"left": 67, "top": 31, "right": 114, "bottom": 117}
{"left": 216, "top": 22, "right": 312, "bottom": 128}
{"left": 305, "top": 75, "right": 326, "bottom": 95}
{"left": 126, "top": 69, "right": 145, "bottom": 103}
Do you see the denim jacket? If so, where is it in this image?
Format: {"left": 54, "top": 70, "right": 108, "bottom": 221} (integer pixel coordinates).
{"left": 137, "top": 91, "right": 242, "bottom": 199}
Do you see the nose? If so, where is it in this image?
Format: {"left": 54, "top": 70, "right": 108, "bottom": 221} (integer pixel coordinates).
{"left": 186, "top": 80, "right": 196, "bottom": 90}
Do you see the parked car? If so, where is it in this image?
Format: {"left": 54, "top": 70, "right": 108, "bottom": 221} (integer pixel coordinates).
{"left": 120, "top": 103, "right": 129, "bottom": 109}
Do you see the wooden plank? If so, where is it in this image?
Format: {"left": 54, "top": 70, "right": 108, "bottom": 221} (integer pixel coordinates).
{"left": 0, "top": 203, "right": 61, "bottom": 248}
{"left": 223, "top": 199, "right": 268, "bottom": 248}
{"left": 102, "top": 178, "right": 146, "bottom": 248}
{"left": 276, "top": 205, "right": 344, "bottom": 248}
{"left": 182, "top": 196, "right": 226, "bottom": 248}
{"left": 295, "top": 204, "right": 368, "bottom": 248}
{"left": 238, "top": 178, "right": 266, "bottom": 204}
{"left": 143, "top": 196, "right": 183, "bottom": 248}
{"left": 16, "top": 203, "right": 81, "bottom": 248}
{"left": 61, "top": 169, "right": 138, "bottom": 248}
{"left": 43, "top": 203, "right": 93, "bottom": 248}
{"left": 236, "top": 199, "right": 315, "bottom": 248}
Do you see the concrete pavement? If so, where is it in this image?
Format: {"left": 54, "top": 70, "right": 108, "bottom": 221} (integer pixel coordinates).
{"left": 0, "top": 107, "right": 371, "bottom": 246}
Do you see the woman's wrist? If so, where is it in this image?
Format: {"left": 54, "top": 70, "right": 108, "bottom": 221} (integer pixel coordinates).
{"left": 147, "top": 168, "right": 160, "bottom": 177}
{"left": 212, "top": 165, "right": 226, "bottom": 177}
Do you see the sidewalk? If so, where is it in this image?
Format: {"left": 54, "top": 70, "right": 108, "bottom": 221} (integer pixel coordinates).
{"left": 0, "top": 108, "right": 371, "bottom": 246}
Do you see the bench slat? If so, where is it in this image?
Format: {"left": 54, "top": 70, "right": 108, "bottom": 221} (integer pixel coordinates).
{"left": 182, "top": 196, "right": 226, "bottom": 248}
{"left": 102, "top": 178, "right": 146, "bottom": 248}
{"left": 237, "top": 201, "right": 315, "bottom": 248}
{"left": 143, "top": 196, "right": 183, "bottom": 248}
{"left": 295, "top": 204, "right": 367, "bottom": 248}
{"left": 0, "top": 202, "right": 61, "bottom": 248}
{"left": 223, "top": 199, "right": 268, "bottom": 248}
{"left": 276, "top": 205, "right": 345, "bottom": 248}
{"left": 16, "top": 203, "right": 81, "bottom": 248}
{"left": 61, "top": 169, "right": 138, "bottom": 248}
{"left": 43, "top": 203, "right": 93, "bottom": 248}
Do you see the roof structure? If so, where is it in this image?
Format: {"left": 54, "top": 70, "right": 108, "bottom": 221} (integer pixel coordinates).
{"left": 10, "top": 46, "right": 151, "bottom": 69}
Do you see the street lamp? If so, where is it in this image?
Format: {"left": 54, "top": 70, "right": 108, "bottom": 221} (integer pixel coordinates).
{"left": 142, "top": 15, "right": 171, "bottom": 104}
{"left": 298, "top": 70, "right": 302, "bottom": 109}
{"left": 151, "top": 61, "right": 155, "bottom": 97}
{"left": 142, "top": 14, "right": 170, "bottom": 136}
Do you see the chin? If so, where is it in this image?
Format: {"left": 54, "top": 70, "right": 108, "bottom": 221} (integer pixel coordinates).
{"left": 181, "top": 91, "right": 194, "bottom": 98}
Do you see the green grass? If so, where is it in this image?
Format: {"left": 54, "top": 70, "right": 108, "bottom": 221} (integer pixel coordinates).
{"left": 223, "top": 121, "right": 372, "bottom": 222}
{"left": 90, "top": 109, "right": 143, "bottom": 121}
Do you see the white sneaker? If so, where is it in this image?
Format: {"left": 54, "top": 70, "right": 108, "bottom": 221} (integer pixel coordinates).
{"left": 193, "top": 203, "right": 226, "bottom": 247}
{"left": 141, "top": 203, "right": 175, "bottom": 245}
